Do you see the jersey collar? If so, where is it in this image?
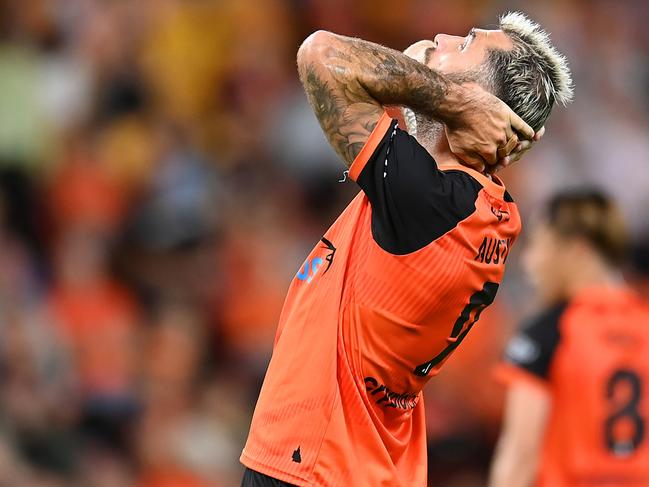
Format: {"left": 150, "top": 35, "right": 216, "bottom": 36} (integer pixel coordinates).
{"left": 441, "top": 163, "right": 506, "bottom": 199}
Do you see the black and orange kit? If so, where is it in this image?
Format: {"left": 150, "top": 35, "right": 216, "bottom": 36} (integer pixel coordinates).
{"left": 497, "top": 286, "right": 649, "bottom": 487}
{"left": 241, "top": 112, "right": 522, "bottom": 486}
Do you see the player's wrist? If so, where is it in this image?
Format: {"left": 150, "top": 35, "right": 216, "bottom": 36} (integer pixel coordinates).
{"left": 433, "top": 81, "right": 468, "bottom": 127}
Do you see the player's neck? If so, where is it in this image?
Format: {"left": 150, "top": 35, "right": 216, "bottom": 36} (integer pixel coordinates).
{"left": 565, "top": 259, "right": 623, "bottom": 298}
{"left": 413, "top": 116, "right": 487, "bottom": 174}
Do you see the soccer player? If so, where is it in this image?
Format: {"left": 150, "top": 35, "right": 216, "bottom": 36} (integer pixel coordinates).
{"left": 241, "top": 12, "right": 573, "bottom": 487}
{"left": 489, "top": 190, "right": 649, "bottom": 487}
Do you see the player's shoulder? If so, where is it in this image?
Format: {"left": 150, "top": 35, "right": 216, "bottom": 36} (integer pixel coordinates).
{"left": 437, "top": 167, "right": 485, "bottom": 194}
{"left": 430, "top": 167, "right": 486, "bottom": 220}
{"left": 504, "top": 302, "right": 568, "bottom": 369}
{"left": 570, "top": 286, "right": 649, "bottom": 318}
{"left": 368, "top": 115, "right": 515, "bottom": 205}
{"left": 357, "top": 115, "right": 520, "bottom": 255}
{"left": 522, "top": 302, "right": 569, "bottom": 332}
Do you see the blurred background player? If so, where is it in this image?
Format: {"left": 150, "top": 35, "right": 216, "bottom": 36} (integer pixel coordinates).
{"left": 489, "top": 189, "right": 649, "bottom": 487}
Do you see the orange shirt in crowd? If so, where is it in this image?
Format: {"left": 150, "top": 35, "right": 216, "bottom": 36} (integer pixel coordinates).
{"left": 49, "top": 279, "right": 139, "bottom": 395}
{"left": 138, "top": 470, "right": 215, "bottom": 487}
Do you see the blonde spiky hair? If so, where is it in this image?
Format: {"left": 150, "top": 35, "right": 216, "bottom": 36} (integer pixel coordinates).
{"left": 405, "top": 12, "right": 573, "bottom": 135}
{"left": 482, "top": 11, "right": 574, "bottom": 130}
{"left": 499, "top": 11, "right": 573, "bottom": 106}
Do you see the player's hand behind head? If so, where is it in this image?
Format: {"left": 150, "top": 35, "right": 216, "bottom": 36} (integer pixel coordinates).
{"left": 444, "top": 82, "right": 535, "bottom": 173}
{"left": 488, "top": 126, "right": 545, "bottom": 174}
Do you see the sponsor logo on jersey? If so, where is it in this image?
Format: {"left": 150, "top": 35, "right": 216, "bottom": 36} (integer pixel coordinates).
{"left": 364, "top": 377, "right": 419, "bottom": 410}
{"left": 491, "top": 206, "right": 511, "bottom": 221}
{"left": 296, "top": 237, "right": 336, "bottom": 284}
{"left": 320, "top": 237, "right": 336, "bottom": 274}
{"left": 292, "top": 446, "right": 302, "bottom": 463}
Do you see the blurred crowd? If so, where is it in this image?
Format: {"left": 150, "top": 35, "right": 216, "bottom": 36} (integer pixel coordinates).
{"left": 0, "top": 0, "right": 648, "bottom": 486}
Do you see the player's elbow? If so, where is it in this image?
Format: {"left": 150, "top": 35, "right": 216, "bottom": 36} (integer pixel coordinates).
{"left": 297, "top": 30, "right": 337, "bottom": 70}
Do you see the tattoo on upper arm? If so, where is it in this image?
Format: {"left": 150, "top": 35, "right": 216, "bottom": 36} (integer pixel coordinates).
{"left": 300, "top": 62, "right": 381, "bottom": 166}
{"left": 298, "top": 34, "right": 452, "bottom": 167}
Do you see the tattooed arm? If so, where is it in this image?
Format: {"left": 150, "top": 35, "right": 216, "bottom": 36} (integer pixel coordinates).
{"left": 297, "top": 31, "right": 534, "bottom": 169}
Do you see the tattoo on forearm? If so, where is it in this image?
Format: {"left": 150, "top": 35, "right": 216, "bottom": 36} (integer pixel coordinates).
{"left": 298, "top": 33, "right": 453, "bottom": 167}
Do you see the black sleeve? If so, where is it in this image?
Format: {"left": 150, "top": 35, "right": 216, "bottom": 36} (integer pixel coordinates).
{"left": 503, "top": 303, "right": 567, "bottom": 380}
{"left": 354, "top": 119, "right": 482, "bottom": 255}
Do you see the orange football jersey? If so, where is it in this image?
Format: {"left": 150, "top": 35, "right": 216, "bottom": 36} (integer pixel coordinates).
{"left": 241, "top": 112, "right": 522, "bottom": 486}
{"left": 498, "top": 286, "right": 649, "bottom": 487}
